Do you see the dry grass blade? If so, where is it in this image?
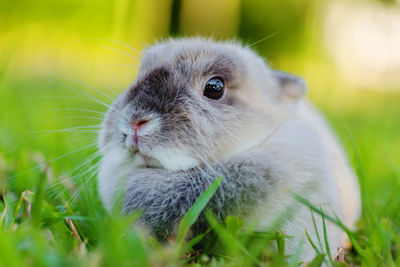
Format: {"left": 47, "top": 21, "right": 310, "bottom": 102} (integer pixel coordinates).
{"left": 21, "top": 190, "right": 34, "bottom": 218}
{"left": 66, "top": 217, "right": 83, "bottom": 244}
{"left": 334, "top": 247, "right": 345, "bottom": 262}
{"left": 0, "top": 205, "right": 7, "bottom": 226}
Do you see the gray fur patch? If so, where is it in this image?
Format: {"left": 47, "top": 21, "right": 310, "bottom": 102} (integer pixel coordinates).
{"left": 124, "top": 153, "right": 272, "bottom": 239}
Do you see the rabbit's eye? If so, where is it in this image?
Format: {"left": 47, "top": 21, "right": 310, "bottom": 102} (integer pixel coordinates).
{"left": 203, "top": 77, "right": 224, "bottom": 99}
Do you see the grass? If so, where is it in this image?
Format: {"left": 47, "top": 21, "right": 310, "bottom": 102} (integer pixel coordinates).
{"left": 1, "top": 55, "right": 400, "bottom": 266}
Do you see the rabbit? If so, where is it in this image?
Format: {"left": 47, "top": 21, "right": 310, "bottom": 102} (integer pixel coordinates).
{"left": 97, "top": 37, "right": 361, "bottom": 261}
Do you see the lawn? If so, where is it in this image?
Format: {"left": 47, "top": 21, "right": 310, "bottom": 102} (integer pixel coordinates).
{"left": 0, "top": 58, "right": 399, "bottom": 266}
{"left": 1, "top": 0, "right": 400, "bottom": 264}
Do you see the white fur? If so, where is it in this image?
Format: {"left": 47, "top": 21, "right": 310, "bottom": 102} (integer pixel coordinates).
{"left": 98, "top": 148, "right": 146, "bottom": 210}
{"left": 148, "top": 146, "right": 200, "bottom": 171}
{"left": 249, "top": 107, "right": 350, "bottom": 259}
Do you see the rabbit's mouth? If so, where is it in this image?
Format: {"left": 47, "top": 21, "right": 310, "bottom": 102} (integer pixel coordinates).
{"left": 123, "top": 132, "right": 153, "bottom": 151}
{"left": 122, "top": 135, "right": 162, "bottom": 168}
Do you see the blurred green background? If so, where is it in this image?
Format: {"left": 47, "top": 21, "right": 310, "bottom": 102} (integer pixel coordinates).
{"left": 0, "top": 0, "right": 400, "bottom": 265}
{"left": 1, "top": 0, "right": 399, "bottom": 207}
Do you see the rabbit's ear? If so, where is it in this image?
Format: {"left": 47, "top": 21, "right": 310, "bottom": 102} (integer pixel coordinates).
{"left": 273, "top": 70, "right": 307, "bottom": 101}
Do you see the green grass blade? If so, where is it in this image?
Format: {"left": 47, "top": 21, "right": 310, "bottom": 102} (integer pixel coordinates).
{"left": 288, "top": 238, "right": 305, "bottom": 267}
{"left": 176, "top": 176, "right": 223, "bottom": 248}
{"left": 275, "top": 230, "right": 286, "bottom": 261}
{"left": 320, "top": 207, "right": 334, "bottom": 266}
{"left": 31, "top": 169, "right": 47, "bottom": 227}
{"left": 311, "top": 208, "right": 323, "bottom": 251}
{"left": 182, "top": 231, "right": 209, "bottom": 254}
{"left": 305, "top": 230, "right": 321, "bottom": 255}
{"left": 7, "top": 194, "right": 24, "bottom": 231}
{"left": 295, "top": 194, "right": 368, "bottom": 262}
{"left": 345, "top": 127, "right": 371, "bottom": 227}
{"left": 307, "top": 253, "right": 325, "bottom": 267}
{"left": 205, "top": 210, "right": 262, "bottom": 266}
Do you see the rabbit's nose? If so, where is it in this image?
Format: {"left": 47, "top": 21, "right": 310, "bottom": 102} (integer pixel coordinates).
{"left": 132, "top": 119, "right": 149, "bottom": 131}
{"left": 127, "top": 119, "right": 150, "bottom": 148}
